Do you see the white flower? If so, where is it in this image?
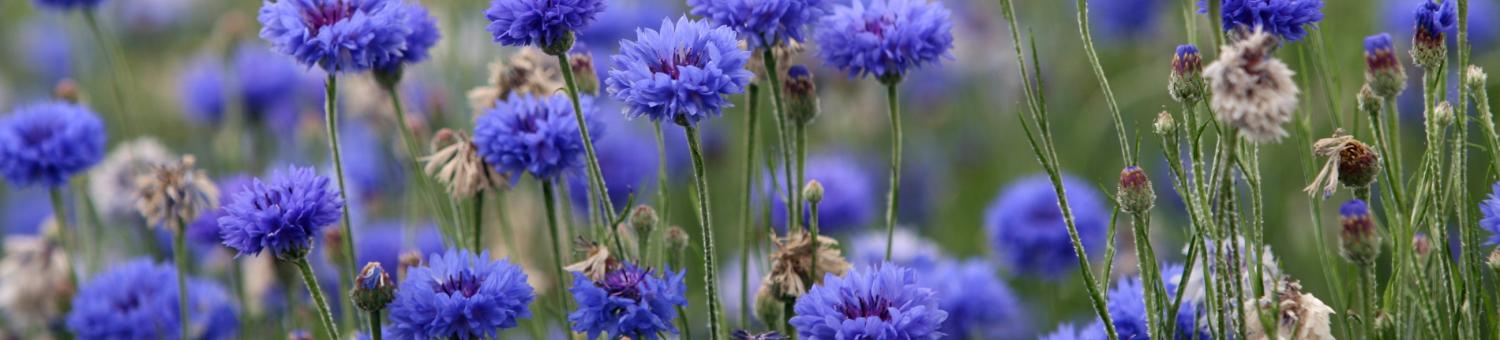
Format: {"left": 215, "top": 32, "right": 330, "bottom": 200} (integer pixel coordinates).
{"left": 1204, "top": 30, "right": 1300, "bottom": 143}
{"left": 89, "top": 138, "right": 175, "bottom": 217}
{"left": 0, "top": 236, "right": 71, "bottom": 332}
{"left": 1246, "top": 279, "right": 1336, "bottom": 340}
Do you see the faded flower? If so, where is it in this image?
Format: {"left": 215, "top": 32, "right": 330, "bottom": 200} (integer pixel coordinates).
{"left": 135, "top": 155, "right": 219, "bottom": 230}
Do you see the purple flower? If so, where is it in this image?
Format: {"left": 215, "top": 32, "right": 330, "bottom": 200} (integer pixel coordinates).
{"left": 606, "top": 17, "right": 753, "bottom": 125}
{"left": 1198, "top": 0, "right": 1324, "bottom": 41}
{"left": 984, "top": 174, "right": 1109, "bottom": 279}
{"left": 688, "top": 0, "right": 831, "bottom": 48}
{"left": 568, "top": 115, "right": 658, "bottom": 214}
{"left": 484, "top": 0, "right": 605, "bottom": 48}
{"left": 921, "top": 259, "right": 1029, "bottom": 338}
{"left": 789, "top": 263, "right": 947, "bottom": 339}
{"left": 568, "top": 264, "right": 688, "bottom": 339}
{"left": 0, "top": 101, "right": 106, "bottom": 188}
{"left": 217, "top": 165, "right": 344, "bottom": 259}
{"left": 849, "top": 228, "right": 943, "bottom": 271}
{"left": 257, "top": 0, "right": 421, "bottom": 73}
{"left": 1479, "top": 182, "right": 1500, "bottom": 245}
{"left": 473, "top": 93, "right": 603, "bottom": 181}
{"left": 1413, "top": 0, "right": 1457, "bottom": 42}
{"left": 387, "top": 249, "right": 535, "bottom": 339}
{"left": 768, "top": 153, "right": 877, "bottom": 235}
{"left": 1382, "top": 0, "right": 1496, "bottom": 51}
{"left": 32, "top": 0, "right": 105, "bottom": 10}
{"left": 66, "top": 259, "right": 238, "bottom": 339}
{"left": 1089, "top": 0, "right": 1164, "bottom": 39}
{"left": 391, "top": 2, "right": 439, "bottom": 67}
{"left": 813, "top": 0, "right": 954, "bottom": 80}
{"left": 1103, "top": 265, "right": 1212, "bottom": 339}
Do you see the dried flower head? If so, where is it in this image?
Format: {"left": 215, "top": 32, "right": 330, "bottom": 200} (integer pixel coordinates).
{"left": 1203, "top": 29, "right": 1299, "bottom": 143}
{"left": 1246, "top": 279, "right": 1335, "bottom": 340}
{"left": 0, "top": 236, "right": 72, "bottom": 331}
{"left": 91, "top": 138, "right": 176, "bottom": 217}
{"left": 135, "top": 155, "right": 219, "bottom": 231}
{"left": 466, "top": 48, "right": 564, "bottom": 116}
{"left": 398, "top": 250, "right": 424, "bottom": 279}
{"left": 564, "top": 239, "right": 618, "bottom": 282}
{"left": 760, "top": 231, "right": 851, "bottom": 301}
{"left": 422, "top": 128, "right": 507, "bottom": 199}
{"left": 1304, "top": 129, "right": 1380, "bottom": 197}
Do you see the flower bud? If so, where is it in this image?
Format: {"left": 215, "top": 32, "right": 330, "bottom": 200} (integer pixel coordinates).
{"left": 1467, "top": 65, "right": 1488, "bottom": 94}
{"left": 753, "top": 285, "right": 783, "bottom": 325}
{"left": 1169, "top": 45, "right": 1206, "bottom": 104}
{"left": 1412, "top": 233, "right": 1431, "bottom": 261}
{"left": 1364, "top": 33, "right": 1406, "bottom": 98}
{"left": 542, "top": 30, "right": 576, "bottom": 56}
{"left": 1411, "top": 31, "right": 1447, "bottom": 70}
{"left": 629, "top": 205, "right": 659, "bottom": 236}
{"left": 1357, "top": 84, "right": 1383, "bottom": 119}
{"left": 1153, "top": 111, "right": 1177, "bottom": 137}
{"left": 802, "top": 180, "right": 824, "bottom": 205}
{"left": 1432, "top": 101, "right": 1454, "bottom": 127}
{"left": 784, "top": 65, "right": 819, "bottom": 124}
{"left": 352, "top": 262, "right": 396, "bottom": 312}
{"left": 53, "top": 79, "right": 80, "bottom": 103}
{"left": 1339, "top": 199, "right": 1382, "bottom": 265}
{"left": 1117, "top": 166, "right": 1155, "bottom": 214}
{"left": 1337, "top": 139, "right": 1381, "bottom": 189}
{"left": 665, "top": 226, "right": 690, "bottom": 252}
{"left": 570, "top": 53, "right": 599, "bottom": 95}
{"left": 374, "top": 63, "right": 405, "bottom": 90}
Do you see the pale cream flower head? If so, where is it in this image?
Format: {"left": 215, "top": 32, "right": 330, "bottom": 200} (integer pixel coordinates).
{"left": 134, "top": 155, "right": 219, "bottom": 230}
{"left": 420, "top": 128, "right": 507, "bottom": 199}
{"left": 1204, "top": 29, "right": 1300, "bottom": 143}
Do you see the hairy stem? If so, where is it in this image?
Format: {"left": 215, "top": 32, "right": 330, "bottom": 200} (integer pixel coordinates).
{"left": 294, "top": 256, "right": 341, "bottom": 340}
{"left": 684, "top": 123, "right": 724, "bottom": 340}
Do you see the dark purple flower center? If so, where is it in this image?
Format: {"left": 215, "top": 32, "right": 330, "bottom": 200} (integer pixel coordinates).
{"left": 301, "top": 0, "right": 356, "bottom": 36}
{"left": 601, "top": 267, "right": 651, "bottom": 301}
{"left": 433, "top": 269, "right": 483, "bottom": 298}
{"left": 17, "top": 122, "right": 58, "bottom": 145}
{"left": 862, "top": 17, "right": 896, "bottom": 38}
{"left": 836, "top": 296, "right": 893, "bottom": 321}
{"left": 650, "top": 50, "right": 703, "bottom": 79}
{"left": 113, "top": 294, "right": 143, "bottom": 313}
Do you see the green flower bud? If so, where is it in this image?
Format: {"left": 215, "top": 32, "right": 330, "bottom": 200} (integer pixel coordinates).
{"left": 352, "top": 262, "right": 396, "bottom": 312}
{"left": 1117, "top": 166, "right": 1155, "bottom": 214}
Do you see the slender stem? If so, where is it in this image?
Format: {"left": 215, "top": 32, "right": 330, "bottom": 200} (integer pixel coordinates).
{"left": 541, "top": 181, "right": 572, "bottom": 317}
{"left": 173, "top": 222, "right": 192, "bottom": 340}
{"left": 554, "top": 52, "right": 617, "bottom": 235}
{"left": 369, "top": 310, "right": 383, "bottom": 340}
{"left": 46, "top": 188, "right": 78, "bottom": 287}
{"left": 294, "top": 257, "right": 341, "bottom": 340}
{"left": 795, "top": 121, "right": 808, "bottom": 234}
{"left": 882, "top": 82, "right": 903, "bottom": 261}
{"left": 322, "top": 74, "right": 359, "bottom": 330}
{"left": 761, "top": 48, "right": 800, "bottom": 235}
{"left": 738, "top": 84, "right": 761, "bottom": 328}
{"left": 1073, "top": 0, "right": 1133, "bottom": 165}
{"left": 473, "top": 193, "right": 484, "bottom": 252}
{"left": 683, "top": 123, "right": 725, "bottom": 340}
{"left": 677, "top": 305, "right": 694, "bottom": 340}
{"left": 385, "top": 86, "right": 461, "bottom": 237}
{"left": 653, "top": 122, "right": 672, "bottom": 267}
{"left": 1132, "top": 213, "right": 1165, "bottom": 339}
{"left": 81, "top": 10, "right": 139, "bottom": 138}
{"left": 808, "top": 199, "right": 821, "bottom": 284}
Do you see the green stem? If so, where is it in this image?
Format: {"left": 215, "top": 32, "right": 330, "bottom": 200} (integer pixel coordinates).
{"left": 173, "top": 222, "right": 191, "bottom": 340}
{"left": 473, "top": 193, "right": 484, "bottom": 252}
{"left": 761, "top": 48, "right": 800, "bottom": 236}
{"left": 541, "top": 181, "right": 572, "bottom": 318}
{"left": 683, "top": 123, "right": 724, "bottom": 340}
{"left": 882, "top": 82, "right": 903, "bottom": 261}
{"left": 81, "top": 10, "right": 139, "bottom": 139}
{"left": 1073, "top": 0, "right": 1133, "bottom": 165}
{"left": 554, "top": 52, "right": 618, "bottom": 238}
{"left": 369, "top": 310, "right": 382, "bottom": 340}
{"left": 739, "top": 84, "right": 761, "bottom": 328}
{"left": 322, "top": 74, "right": 359, "bottom": 332}
{"left": 385, "top": 87, "right": 461, "bottom": 239}
{"left": 47, "top": 188, "right": 77, "bottom": 287}
{"left": 1131, "top": 213, "right": 1165, "bottom": 339}
{"left": 294, "top": 257, "right": 341, "bottom": 340}
{"left": 809, "top": 199, "right": 821, "bottom": 285}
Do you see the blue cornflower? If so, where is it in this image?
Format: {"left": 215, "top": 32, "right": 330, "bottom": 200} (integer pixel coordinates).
{"left": 813, "top": 0, "right": 954, "bottom": 81}
{"left": 1382, "top": 0, "right": 1495, "bottom": 51}
{"left": 790, "top": 263, "right": 947, "bottom": 339}
{"left": 339, "top": 119, "right": 404, "bottom": 202}
{"left": 1413, "top": 0, "right": 1457, "bottom": 43}
{"left": 67, "top": 259, "right": 238, "bottom": 339}
{"left": 1198, "top": 0, "right": 1324, "bottom": 41}
{"left": 1040, "top": 322, "right": 1106, "bottom": 340}
{"left": 473, "top": 93, "right": 603, "bottom": 181}
{"left": 568, "top": 117, "right": 658, "bottom": 213}
{"left": 688, "top": 0, "right": 831, "bottom": 48}
{"left": 769, "top": 154, "right": 877, "bottom": 235}
{"left": 848, "top": 228, "right": 943, "bottom": 271}
{"left": 180, "top": 45, "right": 308, "bottom": 129}
{"left": 1089, "top": 0, "right": 1163, "bottom": 39}
{"left": 1479, "top": 183, "right": 1500, "bottom": 245}
{"left": 187, "top": 174, "right": 254, "bottom": 248}
{"left": 922, "top": 259, "right": 1029, "bottom": 338}
{"left": 576, "top": 0, "right": 680, "bottom": 53}
{"left": 258, "top": 0, "right": 417, "bottom": 73}
{"left": 354, "top": 220, "right": 444, "bottom": 273}
{"left": 606, "top": 17, "right": 753, "bottom": 125}
{"left": 388, "top": 2, "right": 439, "bottom": 69}
{"left": 180, "top": 57, "right": 228, "bottom": 125}
{"left": 32, "top": 0, "right": 104, "bottom": 10}
{"left": 1103, "top": 265, "right": 1212, "bottom": 339}
{"left": 217, "top": 165, "right": 344, "bottom": 259}
{"left": 568, "top": 263, "right": 688, "bottom": 340}
{"left": 0, "top": 101, "right": 106, "bottom": 188}
{"left": 484, "top": 0, "right": 605, "bottom": 50}
{"left": 984, "top": 174, "right": 1109, "bottom": 279}
{"left": 387, "top": 249, "right": 535, "bottom": 339}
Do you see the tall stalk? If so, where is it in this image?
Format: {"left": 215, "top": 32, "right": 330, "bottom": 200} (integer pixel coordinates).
{"left": 738, "top": 84, "right": 761, "bottom": 327}
{"left": 761, "top": 48, "right": 800, "bottom": 236}
{"left": 172, "top": 219, "right": 192, "bottom": 340}
{"left": 46, "top": 188, "right": 78, "bottom": 287}
{"left": 880, "top": 81, "right": 903, "bottom": 261}
{"left": 384, "top": 87, "right": 462, "bottom": 238}
{"left": 294, "top": 256, "right": 341, "bottom": 340}
{"left": 1072, "top": 0, "right": 1133, "bottom": 165}
{"left": 540, "top": 181, "right": 572, "bottom": 318}
{"left": 682, "top": 122, "right": 724, "bottom": 340}
{"left": 322, "top": 74, "right": 359, "bottom": 328}
{"left": 81, "top": 11, "right": 139, "bottom": 138}
{"left": 554, "top": 52, "right": 617, "bottom": 235}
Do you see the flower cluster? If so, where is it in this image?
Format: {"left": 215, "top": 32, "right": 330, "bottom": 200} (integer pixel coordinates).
{"left": 606, "top": 17, "right": 753, "bottom": 125}
{"left": 473, "top": 93, "right": 603, "bottom": 180}
{"left": 66, "top": 259, "right": 238, "bottom": 339}
{"left": 387, "top": 250, "right": 535, "bottom": 339}
{"left": 258, "top": 0, "right": 440, "bottom": 73}
{"left": 0, "top": 101, "right": 106, "bottom": 188}
{"left": 568, "top": 263, "right": 688, "bottom": 339}
{"left": 1200, "top": 0, "right": 1324, "bottom": 41}
{"left": 217, "top": 166, "right": 344, "bottom": 259}
{"left": 813, "top": 0, "right": 954, "bottom": 81}
{"left": 484, "top": 0, "right": 605, "bottom": 50}
{"left": 789, "top": 264, "right": 947, "bottom": 339}
{"left": 688, "top": 0, "right": 830, "bottom": 48}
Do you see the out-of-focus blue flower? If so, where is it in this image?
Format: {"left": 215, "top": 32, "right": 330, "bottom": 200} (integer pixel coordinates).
{"left": 179, "top": 44, "right": 305, "bottom": 130}
{"left": 1413, "top": 0, "right": 1458, "bottom": 39}
{"left": 606, "top": 17, "right": 754, "bottom": 125}
{"left": 188, "top": 174, "right": 255, "bottom": 248}
{"left": 484, "top": 0, "right": 605, "bottom": 48}
{"left": 0, "top": 101, "right": 106, "bottom": 188}
{"left": 790, "top": 263, "right": 947, "bottom": 339}
{"left": 181, "top": 57, "right": 228, "bottom": 125}
{"left": 1160, "top": 264, "right": 1212, "bottom": 339}
{"left": 337, "top": 119, "right": 404, "bottom": 202}
{"left": 3, "top": 188, "right": 52, "bottom": 235}
{"left": 848, "top": 228, "right": 943, "bottom": 271}
{"left": 768, "top": 154, "right": 876, "bottom": 235}
{"left": 1040, "top": 322, "right": 1106, "bottom": 340}
{"left": 387, "top": 249, "right": 535, "bottom": 339}
{"left": 568, "top": 117, "right": 658, "bottom": 214}
{"left": 813, "top": 0, "right": 954, "bottom": 80}
{"left": 1089, "top": 0, "right": 1162, "bottom": 39}
{"left": 109, "top": 0, "right": 191, "bottom": 33}
{"left": 388, "top": 2, "right": 440, "bottom": 69}
{"left": 32, "top": 0, "right": 104, "bottom": 10}
{"left": 1101, "top": 264, "right": 1212, "bottom": 339}
{"left": 688, "top": 0, "right": 831, "bottom": 48}
{"left": 66, "top": 259, "right": 238, "bottom": 339}
{"left": 354, "top": 220, "right": 445, "bottom": 271}
{"left": 922, "top": 259, "right": 1029, "bottom": 338}
{"left": 984, "top": 174, "right": 1108, "bottom": 279}
{"left": 474, "top": 93, "right": 603, "bottom": 181}
{"left": 16, "top": 18, "right": 77, "bottom": 85}
{"left": 218, "top": 165, "right": 344, "bottom": 259}
{"left": 1382, "top": 0, "right": 1496, "bottom": 51}
{"left": 1479, "top": 182, "right": 1500, "bottom": 245}
{"left": 576, "top": 0, "right": 679, "bottom": 53}
{"left": 258, "top": 0, "right": 418, "bottom": 73}
{"left": 1198, "top": 0, "right": 1324, "bottom": 41}
{"left": 568, "top": 264, "right": 688, "bottom": 339}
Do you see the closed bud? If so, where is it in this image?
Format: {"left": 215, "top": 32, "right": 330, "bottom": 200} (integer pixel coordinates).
{"left": 1432, "top": 101, "right": 1454, "bottom": 127}
{"left": 374, "top": 64, "right": 405, "bottom": 90}
{"left": 352, "top": 262, "right": 396, "bottom": 312}
{"left": 542, "top": 30, "right": 576, "bottom": 56}
{"left": 570, "top": 53, "right": 599, "bottom": 95}
{"left": 1357, "top": 84, "right": 1383, "bottom": 119}
{"left": 1364, "top": 33, "right": 1406, "bottom": 98}
{"left": 1412, "top": 233, "right": 1431, "bottom": 260}
{"left": 1467, "top": 65, "right": 1489, "bottom": 93}
{"left": 1411, "top": 26, "right": 1448, "bottom": 69}
{"left": 1338, "top": 199, "right": 1382, "bottom": 265}
{"left": 1337, "top": 139, "right": 1381, "bottom": 189}
{"left": 1117, "top": 166, "right": 1155, "bottom": 214}
{"left": 1169, "top": 45, "right": 1206, "bottom": 104}
{"left": 753, "top": 285, "right": 783, "bottom": 325}
{"left": 53, "top": 79, "right": 80, "bottom": 103}
{"left": 1153, "top": 111, "right": 1177, "bottom": 137}
{"left": 665, "top": 226, "right": 690, "bottom": 252}
{"left": 802, "top": 180, "right": 824, "bottom": 204}
{"left": 784, "top": 65, "right": 819, "bottom": 124}
{"left": 629, "top": 205, "right": 659, "bottom": 236}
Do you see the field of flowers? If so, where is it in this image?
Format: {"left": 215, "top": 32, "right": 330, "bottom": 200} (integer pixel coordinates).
{"left": 0, "top": 0, "right": 1498, "bottom": 338}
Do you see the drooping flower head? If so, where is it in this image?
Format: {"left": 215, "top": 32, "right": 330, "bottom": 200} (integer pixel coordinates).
{"left": 1364, "top": 33, "right": 1407, "bottom": 98}
{"left": 31, "top": 0, "right": 105, "bottom": 10}
{"left": 66, "top": 259, "right": 238, "bottom": 339}
{"left": 984, "top": 174, "right": 1109, "bottom": 279}
{"left": 789, "top": 264, "right": 947, "bottom": 339}
{"left": 1203, "top": 29, "right": 1299, "bottom": 143}
{"left": 484, "top": 0, "right": 605, "bottom": 51}
{"left": 387, "top": 249, "right": 535, "bottom": 339}
{"left": 813, "top": 0, "right": 954, "bottom": 82}
{"left": 568, "top": 263, "right": 688, "bottom": 340}
{"left": 607, "top": 17, "right": 753, "bottom": 125}
{"left": 688, "top": 0, "right": 831, "bottom": 48}
{"left": 1410, "top": 0, "right": 1457, "bottom": 68}
{"left": 0, "top": 101, "right": 106, "bottom": 188}
{"left": 258, "top": 0, "right": 425, "bottom": 73}
{"left": 473, "top": 93, "right": 603, "bottom": 181}
{"left": 1477, "top": 182, "right": 1500, "bottom": 245}
{"left": 769, "top": 154, "right": 877, "bottom": 235}
{"left": 1198, "top": 0, "right": 1324, "bottom": 42}
{"left": 217, "top": 165, "right": 344, "bottom": 259}
{"left": 921, "top": 259, "right": 1029, "bottom": 338}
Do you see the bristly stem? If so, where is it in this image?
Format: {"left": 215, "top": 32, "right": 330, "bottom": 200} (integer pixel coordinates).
{"left": 653, "top": 122, "right": 672, "bottom": 265}
{"left": 809, "top": 196, "right": 822, "bottom": 284}
{"left": 739, "top": 84, "right": 761, "bottom": 328}
{"left": 1131, "top": 212, "right": 1166, "bottom": 339}
{"left": 683, "top": 122, "right": 725, "bottom": 340}
{"left": 323, "top": 74, "right": 360, "bottom": 329}
{"left": 173, "top": 220, "right": 192, "bottom": 340}
{"left": 554, "top": 52, "right": 618, "bottom": 242}
{"left": 761, "top": 48, "right": 800, "bottom": 236}
{"left": 882, "top": 81, "right": 903, "bottom": 261}
{"left": 368, "top": 310, "right": 383, "bottom": 340}
{"left": 294, "top": 256, "right": 341, "bottom": 340}
{"left": 540, "top": 181, "right": 572, "bottom": 319}
{"left": 1073, "top": 0, "right": 1133, "bottom": 166}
